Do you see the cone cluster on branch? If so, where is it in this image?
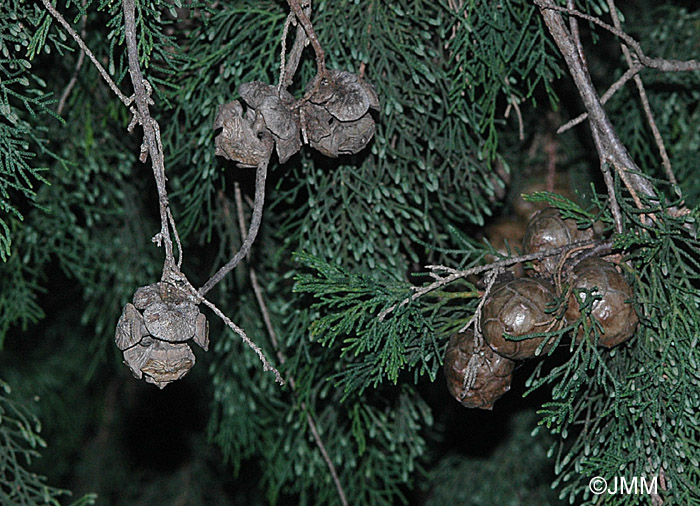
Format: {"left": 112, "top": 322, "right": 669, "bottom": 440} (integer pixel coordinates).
{"left": 214, "top": 70, "right": 379, "bottom": 167}
{"left": 115, "top": 282, "right": 209, "bottom": 389}
{"left": 445, "top": 207, "right": 639, "bottom": 409}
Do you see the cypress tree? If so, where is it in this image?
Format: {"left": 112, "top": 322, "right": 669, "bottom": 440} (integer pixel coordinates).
{"left": 1, "top": 1, "right": 699, "bottom": 504}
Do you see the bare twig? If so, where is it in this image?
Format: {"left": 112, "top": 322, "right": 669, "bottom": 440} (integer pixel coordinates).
{"left": 278, "top": 12, "right": 296, "bottom": 92}
{"left": 554, "top": 240, "right": 596, "bottom": 294}
{"left": 233, "top": 184, "right": 277, "bottom": 352}
{"left": 41, "top": 0, "right": 131, "bottom": 107}
{"left": 57, "top": 48, "right": 85, "bottom": 114}
{"left": 233, "top": 185, "right": 348, "bottom": 506}
{"left": 633, "top": 79, "right": 676, "bottom": 185}
{"left": 167, "top": 207, "right": 183, "bottom": 269}
{"left": 568, "top": 0, "right": 652, "bottom": 223}
{"left": 199, "top": 294, "right": 284, "bottom": 385}
{"left": 378, "top": 239, "right": 609, "bottom": 320}
{"left": 591, "top": 131, "right": 624, "bottom": 232}
{"left": 303, "top": 412, "right": 348, "bottom": 506}
{"left": 534, "top": 0, "right": 700, "bottom": 72}
{"left": 287, "top": 0, "right": 325, "bottom": 75}
{"left": 45, "top": 0, "right": 280, "bottom": 385}
{"left": 286, "top": 0, "right": 328, "bottom": 104}
{"left": 458, "top": 268, "right": 501, "bottom": 334}
{"left": 124, "top": 0, "right": 280, "bottom": 382}
{"left": 504, "top": 93, "right": 525, "bottom": 141}
{"left": 537, "top": 0, "right": 658, "bottom": 229}
{"left": 563, "top": 0, "right": 623, "bottom": 233}
{"left": 281, "top": 9, "right": 309, "bottom": 89}
{"left": 56, "top": 1, "right": 87, "bottom": 115}
{"left": 605, "top": 0, "right": 676, "bottom": 187}
{"left": 122, "top": 0, "right": 178, "bottom": 278}
{"left": 557, "top": 65, "right": 641, "bottom": 134}
{"left": 198, "top": 154, "right": 270, "bottom": 296}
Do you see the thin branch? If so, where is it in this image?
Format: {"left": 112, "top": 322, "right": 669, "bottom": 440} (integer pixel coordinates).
{"left": 233, "top": 185, "right": 348, "bottom": 506}
{"left": 41, "top": 0, "right": 131, "bottom": 107}
{"left": 57, "top": 1, "right": 87, "bottom": 115}
{"left": 557, "top": 64, "right": 640, "bottom": 134}
{"left": 379, "top": 239, "right": 609, "bottom": 320}
{"left": 199, "top": 294, "right": 284, "bottom": 385}
{"left": 287, "top": 0, "right": 325, "bottom": 78}
{"left": 125, "top": 0, "right": 279, "bottom": 382}
{"left": 565, "top": 0, "right": 623, "bottom": 233}
{"left": 57, "top": 49, "right": 85, "bottom": 114}
{"left": 122, "top": 0, "right": 177, "bottom": 277}
{"left": 198, "top": 155, "right": 270, "bottom": 296}
{"left": 598, "top": 157, "right": 624, "bottom": 233}
{"left": 167, "top": 207, "right": 183, "bottom": 269}
{"left": 536, "top": 0, "right": 658, "bottom": 218}
{"left": 504, "top": 93, "right": 525, "bottom": 141}
{"left": 278, "top": 12, "right": 296, "bottom": 92}
{"left": 282, "top": 11, "right": 309, "bottom": 89}
{"left": 534, "top": 0, "right": 700, "bottom": 72}
{"left": 605, "top": 0, "right": 676, "bottom": 186}
{"left": 303, "top": 412, "right": 347, "bottom": 506}
{"left": 45, "top": 0, "right": 281, "bottom": 386}
{"left": 633, "top": 78, "right": 676, "bottom": 185}
{"left": 233, "top": 184, "right": 278, "bottom": 358}
{"left": 458, "top": 268, "right": 501, "bottom": 334}
{"left": 286, "top": 0, "right": 328, "bottom": 104}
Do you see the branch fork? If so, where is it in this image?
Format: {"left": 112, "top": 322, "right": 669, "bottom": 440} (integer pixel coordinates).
{"left": 41, "top": 0, "right": 283, "bottom": 384}
{"left": 536, "top": 0, "right": 694, "bottom": 230}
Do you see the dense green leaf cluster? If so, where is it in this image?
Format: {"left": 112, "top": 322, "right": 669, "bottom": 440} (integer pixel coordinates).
{"left": 0, "top": 379, "right": 96, "bottom": 506}
{"left": 522, "top": 201, "right": 700, "bottom": 505}
{"left": 1, "top": 0, "right": 699, "bottom": 504}
{"left": 0, "top": 1, "right": 59, "bottom": 261}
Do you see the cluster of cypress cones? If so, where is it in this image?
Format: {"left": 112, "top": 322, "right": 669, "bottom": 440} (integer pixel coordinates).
{"left": 445, "top": 207, "right": 638, "bottom": 409}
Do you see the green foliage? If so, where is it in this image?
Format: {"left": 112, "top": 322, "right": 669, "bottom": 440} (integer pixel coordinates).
{"left": 0, "top": 1, "right": 60, "bottom": 261}
{"left": 0, "top": 379, "right": 96, "bottom": 506}
{"left": 426, "top": 411, "right": 557, "bottom": 506}
{"left": 0, "top": 249, "right": 45, "bottom": 348}
{"left": 294, "top": 253, "right": 442, "bottom": 395}
{"left": 444, "top": 0, "right": 561, "bottom": 151}
{"left": 2, "top": 0, "right": 700, "bottom": 505}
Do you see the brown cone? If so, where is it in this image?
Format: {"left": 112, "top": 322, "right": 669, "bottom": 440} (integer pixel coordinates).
{"left": 444, "top": 330, "right": 515, "bottom": 410}
{"left": 482, "top": 278, "right": 556, "bottom": 360}
{"left": 566, "top": 257, "right": 638, "bottom": 348}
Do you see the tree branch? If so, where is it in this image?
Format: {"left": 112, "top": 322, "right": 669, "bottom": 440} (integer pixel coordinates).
{"left": 536, "top": 0, "right": 659, "bottom": 225}
{"left": 287, "top": 0, "right": 325, "bottom": 79}
{"left": 534, "top": 0, "right": 700, "bottom": 72}
{"left": 122, "top": 0, "right": 178, "bottom": 278}
{"left": 379, "top": 239, "right": 609, "bottom": 320}
{"left": 198, "top": 155, "right": 270, "bottom": 297}
{"left": 126, "top": 0, "right": 280, "bottom": 383}
{"left": 56, "top": 1, "right": 87, "bottom": 115}
{"left": 41, "top": 0, "right": 131, "bottom": 108}
{"left": 198, "top": 294, "right": 283, "bottom": 385}
{"left": 605, "top": 0, "right": 677, "bottom": 187}
{"left": 279, "top": 1, "right": 312, "bottom": 91}
{"left": 557, "top": 64, "right": 640, "bottom": 134}
{"left": 285, "top": 0, "right": 328, "bottom": 104}
{"left": 233, "top": 185, "right": 348, "bottom": 506}
{"left": 565, "top": 0, "right": 624, "bottom": 233}
{"left": 45, "top": 0, "right": 282, "bottom": 386}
